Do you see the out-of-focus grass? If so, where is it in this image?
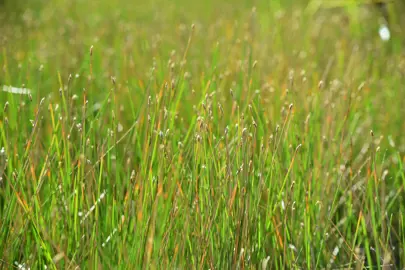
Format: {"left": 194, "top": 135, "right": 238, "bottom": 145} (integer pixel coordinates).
{"left": 0, "top": 0, "right": 405, "bottom": 269}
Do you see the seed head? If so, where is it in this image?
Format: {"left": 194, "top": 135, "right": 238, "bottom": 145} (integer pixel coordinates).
{"left": 358, "top": 81, "right": 365, "bottom": 91}
{"left": 218, "top": 102, "right": 223, "bottom": 116}
{"left": 318, "top": 80, "right": 324, "bottom": 89}
{"left": 184, "top": 72, "right": 191, "bottom": 80}
{"left": 252, "top": 60, "right": 258, "bottom": 69}
{"left": 242, "top": 128, "right": 248, "bottom": 136}
{"left": 252, "top": 120, "right": 257, "bottom": 129}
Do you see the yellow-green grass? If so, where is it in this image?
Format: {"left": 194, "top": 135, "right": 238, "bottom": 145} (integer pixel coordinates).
{"left": 0, "top": 0, "right": 404, "bottom": 269}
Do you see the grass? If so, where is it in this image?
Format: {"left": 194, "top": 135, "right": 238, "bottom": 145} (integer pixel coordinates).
{"left": 0, "top": 0, "right": 405, "bottom": 269}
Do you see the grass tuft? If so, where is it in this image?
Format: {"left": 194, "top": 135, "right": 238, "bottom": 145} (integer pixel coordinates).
{"left": 1, "top": 0, "right": 405, "bottom": 269}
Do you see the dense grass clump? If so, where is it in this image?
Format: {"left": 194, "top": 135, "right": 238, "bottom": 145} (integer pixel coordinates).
{"left": 1, "top": 0, "right": 405, "bottom": 269}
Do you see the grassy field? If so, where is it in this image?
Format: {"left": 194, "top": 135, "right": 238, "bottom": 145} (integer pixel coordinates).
{"left": 1, "top": 0, "right": 405, "bottom": 269}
